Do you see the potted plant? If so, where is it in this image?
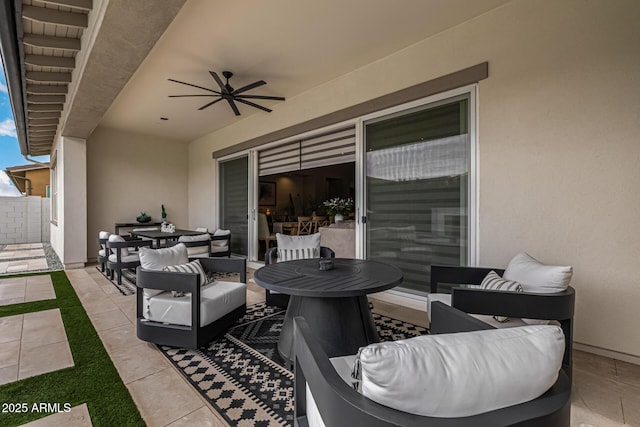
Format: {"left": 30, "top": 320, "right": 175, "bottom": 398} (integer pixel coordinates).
{"left": 136, "top": 212, "right": 151, "bottom": 223}
{"left": 161, "top": 204, "right": 167, "bottom": 223}
{"left": 322, "top": 197, "right": 353, "bottom": 222}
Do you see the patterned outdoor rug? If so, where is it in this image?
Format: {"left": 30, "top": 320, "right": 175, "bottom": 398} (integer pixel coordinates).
{"left": 159, "top": 302, "right": 428, "bottom": 426}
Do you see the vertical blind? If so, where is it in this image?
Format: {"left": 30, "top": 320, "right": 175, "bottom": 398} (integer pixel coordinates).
{"left": 219, "top": 157, "right": 248, "bottom": 256}
{"left": 258, "top": 126, "right": 355, "bottom": 176}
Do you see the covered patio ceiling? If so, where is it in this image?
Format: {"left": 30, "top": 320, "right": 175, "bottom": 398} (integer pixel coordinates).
{"left": 2, "top": 0, "right": 511, "bottom": 155}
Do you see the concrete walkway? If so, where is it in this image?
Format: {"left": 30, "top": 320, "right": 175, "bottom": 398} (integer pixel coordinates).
{"left": 0, "top": 243, "right": 63, "bottom": 275}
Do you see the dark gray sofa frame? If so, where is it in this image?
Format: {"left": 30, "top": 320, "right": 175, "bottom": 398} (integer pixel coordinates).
{"left": 264, "top": 246, "right": 335, "bottom": 307}
{"left": 136, "top": 257, "right": 246, "bottom": 349}
{"left": 429, "top": 265, "right": 575, "bottom": 377}
{"left": 293, "top": 314, "right": 571, "bottom": 426}
{"left": 106, "top": 238, "right": 152, "bottom": 285}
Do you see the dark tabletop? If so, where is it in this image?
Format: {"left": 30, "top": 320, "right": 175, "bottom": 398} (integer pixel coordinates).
{"left": 130, "top": 229, "right": 203, "bottom": 239}
{"left": 254, "top": 258, "right": 403, "bottom": 298}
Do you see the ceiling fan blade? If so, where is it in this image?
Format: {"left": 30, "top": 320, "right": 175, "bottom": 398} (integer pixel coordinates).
{"left": 198, "top": 98, "right": 224, "bottom": 111}
{"left": 169, "top": 94, "right": 219, "bottom": 97}
{"left": 168, "top": 78, "right": 220, "bottom": 94}
{"left": 226, "top": 98, "right": 241, "bottom": 115}
{"left": 232, "top": 80, "right": 266, "bottom": 95}
{"left": 209, "top": 71, "right": 229, "bottom": 93}
{"left": 235, "top": 98, "right": 272, "bottom": 113}
{"left": 235, "top": 94, "right": 285, "bottom": 101}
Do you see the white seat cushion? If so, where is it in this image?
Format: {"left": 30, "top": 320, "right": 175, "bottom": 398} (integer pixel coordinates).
{"left": 143, "top": 281, "right": 246, "bottom": 327}
{"left": 98, "top": 249, "right": 106, "bottom": 257}
{"left": 178, "top": 233, "right": 211, "bottom": 243}
{"left": 108, "top": 253, "right": 139, "bottom": 263}
{"left": 210, "top": 245, "right": 228, "bottom": 254}
{"left": 427, "top": 292, "right": 530, "bottom": 329}
{"left": 354, "top": 325, "right": 564, "bottom": 418}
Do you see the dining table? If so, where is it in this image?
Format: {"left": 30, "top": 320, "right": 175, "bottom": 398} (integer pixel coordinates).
{"left": 254, "top": 258, "right": 403, "bottom": 367}
{"left": 129, "top": 228, "right": 204, "bottom": 248}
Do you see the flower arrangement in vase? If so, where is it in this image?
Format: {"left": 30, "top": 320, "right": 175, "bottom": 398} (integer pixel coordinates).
{"left": 323, "top": 197, "right": 353, "bottom": 222}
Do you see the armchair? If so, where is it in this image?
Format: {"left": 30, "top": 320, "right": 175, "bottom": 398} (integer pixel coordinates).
{"left": 210, "top": 229, "right": 231, "bottom": 257}
{"left": 428, "top": 261, "right": 575, "bottom": 376}
{"left": 294, "top": 316, "right": 571, "bottom": 427}
{"left": 105, "top": 235, "right": 152, "bottom": 285}
{"left": 136, "top": 246, "right": 246, "bottom": 349}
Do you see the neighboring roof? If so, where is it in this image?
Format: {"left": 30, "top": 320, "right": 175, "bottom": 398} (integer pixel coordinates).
{"left": 5, "top": 163, "right": 51, "bottom": 173}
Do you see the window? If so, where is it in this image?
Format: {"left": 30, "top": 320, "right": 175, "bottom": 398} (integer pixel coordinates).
{"left": 364, "top": 92, "right": 475, "bottom": 295}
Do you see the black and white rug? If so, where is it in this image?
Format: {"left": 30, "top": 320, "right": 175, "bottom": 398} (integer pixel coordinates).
{"left": 159, "top": 303, "right": 428, "bottom": 426}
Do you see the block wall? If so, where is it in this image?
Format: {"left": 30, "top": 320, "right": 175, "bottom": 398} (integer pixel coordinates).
{"left": 0, "top": 196, "right": 49, "bottom": 244}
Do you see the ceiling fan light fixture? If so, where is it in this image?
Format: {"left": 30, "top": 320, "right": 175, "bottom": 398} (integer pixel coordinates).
{"left": 168, "top": 70, "right": 285, "bottom": 116}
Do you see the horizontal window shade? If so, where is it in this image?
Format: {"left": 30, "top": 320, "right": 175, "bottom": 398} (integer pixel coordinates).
{"left": 258, "top": 126, "right": 355, "bottom": 176}
{"left": 301, "top": 127, "right": 356, "bottom": 169}
{"left": 259, "top": 141, "right": 300, "bottom": 176}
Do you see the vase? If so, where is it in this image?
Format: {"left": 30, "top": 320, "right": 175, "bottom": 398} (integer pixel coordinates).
{"left": 334, "top": 214, "right": 344, "bottom": 222}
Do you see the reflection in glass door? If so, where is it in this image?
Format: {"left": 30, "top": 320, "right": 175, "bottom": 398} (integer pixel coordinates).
{"left": 219, "top": 155, "right": 249, "bottom": 257}
{"left": 364, "top": 95, "right": 473, "bottom": 295}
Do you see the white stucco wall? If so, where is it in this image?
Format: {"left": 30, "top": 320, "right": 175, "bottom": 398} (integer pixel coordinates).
{"left": 86, "top": 126, "right": 189, "bottom": 261}
{"left": 187, "top": 0, "right": 640, "bottom": 359}
{"left": 50, "top": 136, "right": 87, "bottom": 269}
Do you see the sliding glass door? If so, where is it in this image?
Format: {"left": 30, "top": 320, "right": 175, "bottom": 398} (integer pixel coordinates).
{"left": 364, "top": 93, "right": 474, "bottom": 295}
{"left": 219, "top": 155, "right": 249, "bottom": 257}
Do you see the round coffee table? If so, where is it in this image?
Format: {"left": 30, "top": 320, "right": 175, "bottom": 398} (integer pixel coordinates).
{"left": 254, "top": 258, "right": 403, "bottom": 366}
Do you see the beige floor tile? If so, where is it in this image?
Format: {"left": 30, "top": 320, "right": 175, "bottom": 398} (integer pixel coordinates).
{"left": 20, "top": 403, "right": 92, "bottom": 427}
{"left": 0, "top": 340, "right": 20, "bottom": 369}
{"left": 98, "top": 323, "right": 140, "bottom": 352}
{"left": 0, "top": 314, "right": 23, "bottom": 343}
{"left": 0, "top": 282, "right": 26, "bottom": 300}
{"left": 24, "top": 280, "right": 56, "bottom": 302}
{"left": 18, "top": 341, "right": 74, "bottom": 380}
{"left": 28, "top": 259, "right": 49, "bottom": 270}
{"left": 616, "top": 359, "right": 640, "bottom": 389}
{"left": 81, "top": 297, "right": 120, "bottom": 316}
{"left": 88, "top": 308, "right": 131, "bottom": 332}
{"left": 21, "top": 309, "right": 67, "bottom": 352}
{"left": 572, "top": 369, "right": 625, "bottom": 424}
{"left": 7, "top": 263, "right": 29, "bottom": 273}
{"left": 0, "top": 277, "right": 25, "bottom": 285}
{"left": 110, "top": 342, "right": 171, "bottom": 384}
{"left": 0, "top": 262, "right": 9, "bottom": 274}
{"left": 574, "top": 350, "right": 617, "bottom": 378}
{"left": 0, "top": 364, "right": 18, "bottom": 386}
{"left": 166, "top": 406, "right": 229, "bottom": 427}
{"left": 571, "top": 404, "right": 629, "bottom": 427}
{"left": 622, "top": 394, "right": 640, "bottom": 426}
{"left": 127, "top": 367, "right": 204, "bottom": 426}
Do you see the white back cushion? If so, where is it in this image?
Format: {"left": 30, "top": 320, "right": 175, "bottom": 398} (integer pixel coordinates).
{"left": 98, "top": 230, "right": 110, "bottom": 239}
{"left": 355, "top": 325, "right": 564, "bottom": 417}
{"left": 276, "top": 233, "right": 321, "bottom": 261}
{"left": 139, "top": 243, "right": 189, "bottom": 298}
{"left": 108, "top": 234, "right": 129, "bottom": 257}
{"left": 164, "top": 259, "right": 207, "bottom": 286}
{"left": 178, "top": 233, "right": 211, "bottom": 243}
{"left": 504, "top": 253, "right": 572, "bottom": 293}
{"left": 212, "top": 229, "right": 231, "bottom": 247}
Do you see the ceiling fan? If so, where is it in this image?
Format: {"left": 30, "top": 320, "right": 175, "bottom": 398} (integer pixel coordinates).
{"left": 168, "top": 71, "right": 285, "bottom": 116}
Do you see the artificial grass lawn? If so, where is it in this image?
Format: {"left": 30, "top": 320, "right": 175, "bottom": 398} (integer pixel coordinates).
{"left": 0, "top": 271, "right": 144, "bottom": 426}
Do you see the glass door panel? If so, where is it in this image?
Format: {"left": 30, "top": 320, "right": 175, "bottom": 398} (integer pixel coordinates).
{"left": 364, "top": 97, "right": 470, "bottom": 295}
{"left": 219, "top": 156, "right": 249, "bottom": 257}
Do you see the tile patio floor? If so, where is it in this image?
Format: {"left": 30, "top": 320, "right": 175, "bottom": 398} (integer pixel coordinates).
{"left": 0, "top": 263, "right": 638, "bottom": 426}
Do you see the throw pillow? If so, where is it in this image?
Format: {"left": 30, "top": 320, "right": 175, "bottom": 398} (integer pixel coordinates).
{"left": 276, "top": 232, "right": 321, "bottom": 262}
{"left": 480, "top": 270, "right": 523, "bottom": 322}
{"left": 351, "top": 325, "right": 565, "bottom": 418}
{"left": 107, "top": 234, "right": 129, "bottom": 257}
{"left": 503, "top": 252, "right": 572, "bottom": 293}
{"left": 139, "top": 243, "right": 189, "bottom": 270}
{"left": 163, "top": 260, "right": 207, "bottom": 297}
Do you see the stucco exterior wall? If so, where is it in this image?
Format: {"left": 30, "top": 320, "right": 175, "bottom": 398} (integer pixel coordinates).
{"left": 187, "top": 0, "right": 640, "bottom": 359}
{"left": 86, "top": 126, "right": 189, "bottom": 261}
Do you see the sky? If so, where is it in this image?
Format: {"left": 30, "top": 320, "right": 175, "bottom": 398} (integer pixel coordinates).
{"left": 0, "top": 56, "right": 50, "bottom": 196}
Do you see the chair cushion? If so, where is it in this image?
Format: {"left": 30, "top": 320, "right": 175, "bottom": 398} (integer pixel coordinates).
{"left": 163, "top": 260, "right": 207, "bottom": 286}
{"left": 108, "top": 234, "right": 129, "bottom": 257}
{"left": 504, "top": 252, "right": 572, "bottom": 293}
{"left": 139, "top": 244, "right": 189, "bottom": 297}
{"left": 99, "top": 230, "right": 110, "bottom": 239}
{"left": 98, "top": 249, "right": 106, "bottom": 257}
{"left": 276, "top": 232, "right": 321, "bottom": 261}
{"left": 212, "top": 229, "right": 231, "bottom": 247}
{"left": 178, "top": 233, "right": 211, "bottom": 243}
{"left": 480, "top": 270, "right": 523, "bottom": 322}
{"left": 353, "top": 325, "right": 564, "bottom": 418}
{"left": 178, "top": 234, "right": 211, "bottom": 256}
{"left": 143, "top": 281, "right": 246, "bottom": 327}
{"left": 210, "top": 245, "right": 229, "bottom": 254}
{"left": 108, "top": 253, "right": 139, "bottom": 263}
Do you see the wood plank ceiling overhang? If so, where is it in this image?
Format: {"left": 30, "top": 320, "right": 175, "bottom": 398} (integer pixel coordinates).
{"left": 16, "top": 0, "right": 91, "bottom": 156}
